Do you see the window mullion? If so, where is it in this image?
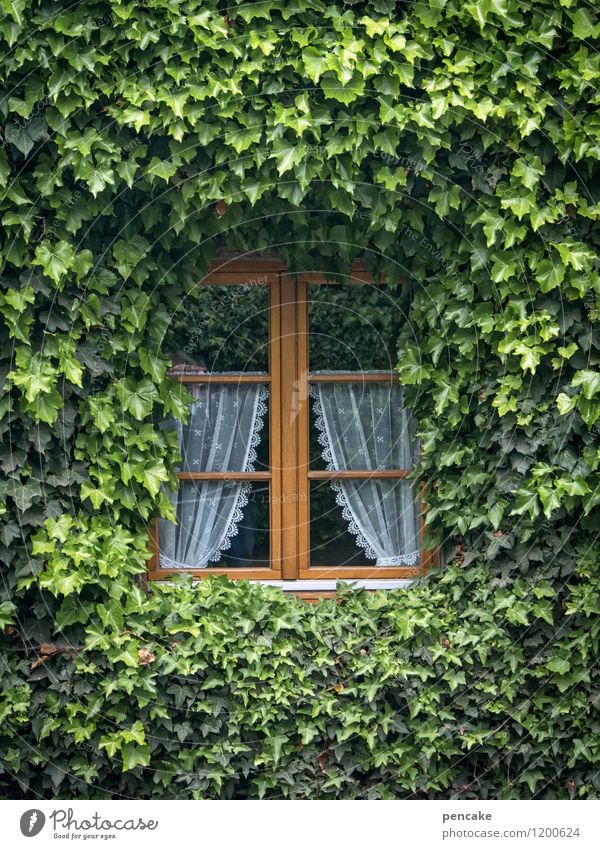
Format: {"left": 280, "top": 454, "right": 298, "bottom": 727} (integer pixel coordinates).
{"left": 269, "top": 276, "right": 283, "bottom": 577}
{"left": 279, "top": 274, "right": 304, "bottom": 579}
{"left": 296, "top": 277, "right": 309, "bottom": 577}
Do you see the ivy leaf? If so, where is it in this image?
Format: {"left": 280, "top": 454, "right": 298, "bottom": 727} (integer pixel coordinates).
{"left": 146, "top": 157, "right": 178, "bottom": 182}
{"left": 116, "top": 378, "right": 158, "bottom": 420}
{"left": 0, "top": 600, "right": 17, "bottom": 629}
{"left": 571, "top": 370, "right": 600, "bottom": 400}
{"left": 396, "top": 347, "right": 429, "bottom": 384}
{"left": 137, "top": 460, "right": 169, "bottom": 497}
{"left": 535, "top": 259, "right": 565, "bottom": 293}
{"left": 510, "top": 488, "right": 540, "bottom": 519}
{"left": 4, "top": 121, "right": 39, "bottom": 156}
{"left": 8, "top": 350, "right": 56, "bottom": 402}
{"left": 556, "top": 393, "right": 576, "bottom": 415}
{"left": 321, "top": 72, "right": 365, "bottom": 104}
{"left": 302, "top": 47, "right": 328, "bottom": 82}
{"left": 270, "top": 139, "right": 306, "bottom": 175}
{"left": 538, "top": 485, "right": 561, "bottom": 519}
{"left": 33, "top": 241, "right": 74, "bottom": 284}
{"left": 521, "top": 770, "right": 544, "bottom": 794}
{"left": 478, "top": 209, "right": 505, "bottom": 246}
{"left": 85, "top": 166, "right": 115, "bottom": 197}
{"left": 552, "top": 241, "right": 595, "bottom": 272}
{"left": 547, "top": 657, "right": 570, "bottom": 675}
{"left": 570, "top": 8, "right": 597, "bottom": 40}
{"left": 113, "top": 236, "right": 152, "bottom": 279}
{"left": 139, "top": 349, "right": 167, "bottom": 382}
{"left": 512, "top": 157, "right": 543, "bottom": 190}
{"left": 119, "top": 106, "right": 150, "bottom": 131}
{"left": 3, "top": 284, "right": 35, "bottom": 312}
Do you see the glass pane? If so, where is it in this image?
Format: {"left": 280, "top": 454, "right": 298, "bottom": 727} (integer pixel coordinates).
{"left": 166, "top": 284, "right": 269, "bottom": 372}
{"left": 309, "top": 381, "right": 416, "bottom": 470}
{"left": 161, "top": 382, "right": 269, "bottom": 473}
{"left": 159, "top": 481, "right": 269, "bottom": 569}
{"left": 310, "top": 480, "right": 372, "bottom": 566}
{"left": 310, "top": 479, "right": 420, "bottom": 568}
{"left": 309, "top": 283, "right": 406, "bottom": 371}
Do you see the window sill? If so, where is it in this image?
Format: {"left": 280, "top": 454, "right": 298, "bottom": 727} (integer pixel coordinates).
{"left": 250, "top": 579, "right": 413, "bottom": 591}
{"left": 149, "top": 578, "right": 413, "bottom": 591}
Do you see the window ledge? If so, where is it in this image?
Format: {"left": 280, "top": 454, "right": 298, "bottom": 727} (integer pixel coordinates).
{"left": 254, "top": 579, "right": 413, "bottom": 591}
{"left": 151, "top": 578, "right": 413, "bottom": 590}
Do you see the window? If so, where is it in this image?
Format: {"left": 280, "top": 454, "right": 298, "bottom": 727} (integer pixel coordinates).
{"left": 147, "top": 255, "right": 436, "bottom": 584}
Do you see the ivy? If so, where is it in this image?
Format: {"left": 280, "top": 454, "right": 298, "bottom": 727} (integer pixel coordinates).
{"left": 0, "top": 0, "right": 598, "bottom": 800}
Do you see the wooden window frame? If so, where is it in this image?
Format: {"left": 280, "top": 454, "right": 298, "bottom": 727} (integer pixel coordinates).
{"left": 147, "top": 255, "right": 437, "bottom": 583}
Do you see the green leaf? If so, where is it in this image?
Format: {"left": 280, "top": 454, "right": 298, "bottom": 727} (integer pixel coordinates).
{"left": 116, "top": 378, "right": 158, "bottom": 420}
{"left": 571, "top": 8, "right": 597, "bottom": 40}
{"left": 147, "top": 157, "right": 178, "bottom": 182}
{"left": 121, "top": 742, "right": 151, "bottom": 771}
{"left": 113, "top": 235, "right": 152, "bottom": 280}
{"left": 3, "top": 284, "right": 35, "bottom": 312}
{"left": 33, "top": 241, "right": 74, "bottom": 284}
{"left": 556, "top": 393, "right": 576, "bottom": 415}
{"left": 572, "top": 370, "right": 600, "bottom": 400}
{"left": 119, "top": 106, "right": 150, "bottom": 131}
{"left": 138, "top": 460, "right": 169, "bottom": 497}
{"left": 270, "top": 139, "right": 306, "bottom": 176}
{"left": 85, "top": 166, "right": 115, "bottom": 196}
{"left": 510, "top": 488, "right": 540, "bottom": 519}
{"left": 552, "top": 241, "right": 595, "bottom": 272}
{"left": 302, "top": 47, "right": 328, "bottom": 83}
{"left": 512, "top": 157, "right": 543, "bottom": 190}
{"left": 547, "top": 657, "right": 570, "bottom": 675}
{"left": 321, "top": 72, "right": 365, "bottom": 105}
{"left": 535, "top": 259, "right": 565, "bottom": 293}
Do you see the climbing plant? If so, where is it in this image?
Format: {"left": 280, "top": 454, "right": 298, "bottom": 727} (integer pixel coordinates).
{"left": 0, "top": 0, "right": 598, "bottom": 799}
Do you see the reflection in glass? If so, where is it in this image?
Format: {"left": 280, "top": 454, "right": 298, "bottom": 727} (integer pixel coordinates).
{"left": 309, "top": 283, "right": 406, "bottom": 371}
{"left": 167, "top": 284, "right": 269, "bottom": 372}
{"left": 160, "top": 481, "right": 269, "bottom": 569}
{"left": 310, "top": 480, "right": 371, "bottom": 566}
{"left": 310, "top": 479, "right": 420, "bottom": 568}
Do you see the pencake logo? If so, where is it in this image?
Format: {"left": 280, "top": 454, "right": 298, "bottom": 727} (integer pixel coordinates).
{"left": 20, "top": 809, "right": 46, "bottom": 837}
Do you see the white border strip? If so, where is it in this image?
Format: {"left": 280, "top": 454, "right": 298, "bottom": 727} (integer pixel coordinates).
{"left": 254, "top": 579, "right": 413, "bottom": 591}
{"left": 154, "top": 579, "right": 413, "bottom": 590}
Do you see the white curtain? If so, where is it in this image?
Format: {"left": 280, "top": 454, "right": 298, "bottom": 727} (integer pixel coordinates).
{"left": 159, "top": 378, "right": 268, "bottom": 568}
{"left": 310, "top": 376, "right": 420, "bottom": 566}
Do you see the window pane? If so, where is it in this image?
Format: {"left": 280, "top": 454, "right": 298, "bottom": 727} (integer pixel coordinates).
{"left": 167, "top": 284, "right": 269, "bottom": 372}
{"left": 310, "top": 480, "right": 372, "bottom": 566}
{"left": 310, "top": 479, "right": 420, "bottom": 568}
{"left": 159, "top": 481, "right": 269, "bottom": 569}
{"left": 309, "top": 380, "right": 416, "bottom": 470}
{"left": 161, "top": 382, "right": 269, "bottom": 473}
{"left": 309, "top": 283, "right": 406, "bottom": 371}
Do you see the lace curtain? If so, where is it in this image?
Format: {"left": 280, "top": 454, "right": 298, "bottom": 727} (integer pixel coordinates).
{"left": 159, "top": 378, "right": 268, "bottom": 568}
{"left": 310, "top": 377, "right": 420, "bottom": 566}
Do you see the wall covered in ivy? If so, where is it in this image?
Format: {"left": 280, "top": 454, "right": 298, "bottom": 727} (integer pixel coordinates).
{"left": 0, "top": 0, "right": 598, "bottom": 798}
